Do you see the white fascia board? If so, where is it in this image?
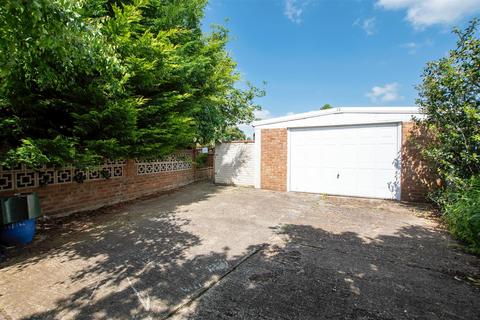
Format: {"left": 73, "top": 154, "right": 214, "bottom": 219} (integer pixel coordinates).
{"left": 252, "top": 106, "right": 420, "bottom": 128}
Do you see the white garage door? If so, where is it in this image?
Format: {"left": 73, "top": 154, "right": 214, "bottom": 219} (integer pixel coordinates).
{"left": 289, "top": 123, "right": 401, "bottom": 199}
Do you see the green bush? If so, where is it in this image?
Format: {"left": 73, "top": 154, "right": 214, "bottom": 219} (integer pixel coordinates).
{"left": 441, "top": 176, "right": 480, "bottom": 253}
{"left": 194, "top": 152, "right": 208, "bottom": 168}
{"left": 415, "top": 19, "right": 480, "bottom": 253}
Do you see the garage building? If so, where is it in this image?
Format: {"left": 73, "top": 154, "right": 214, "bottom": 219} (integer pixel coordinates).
{"left": 252, "top": 107, "right": 432, "bottom": 202}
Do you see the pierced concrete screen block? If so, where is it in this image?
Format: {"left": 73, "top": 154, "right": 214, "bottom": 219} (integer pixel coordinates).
{"left": 135, "top": 152, "right": 192, "bottom": 175}
{"left": 215, "top": 142, "right": 255, "bottom": 186}
{"left": 0, "top": 160, "right": 126, "bottom": 191}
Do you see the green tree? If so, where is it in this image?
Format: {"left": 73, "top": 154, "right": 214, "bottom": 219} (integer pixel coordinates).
{"left": 0, "top": 0, "right": 263, "bottom": 168}
{"left": 0, "top": 0, "right": 131, "bottom": 168}
{"left": 416, "top": 18, "right": 480, "bottom": 184}
{"left": 320, "top": 103, "right": 332, "bottom": 110}
{"left": 415, "top": 19, "right": 480, "bottom": 252}
{"left": 220, "top": 126, "right": 247, "bottom": 142}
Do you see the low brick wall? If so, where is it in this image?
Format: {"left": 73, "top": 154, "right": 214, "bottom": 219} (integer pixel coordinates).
{"left": 195, "top": 167, "right": 214, "bottom": 181}
{"left": 0, "top": 153, "right": 213, "bottom": 216}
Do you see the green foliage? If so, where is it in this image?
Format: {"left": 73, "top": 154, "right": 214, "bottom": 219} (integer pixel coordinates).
{"left": 0, "top": 0, "right": 132, "bottom": 167}
{"left": 440, "top": 176, "right": 480, "bottom": 253}
{"left": 320, "top": 103, "right": 332, "bottom": 110}
{"left": 220, "top": 126, "right": 247, "bottom": 142}
{"left": 416, "top": 19, "right": 480, "bottom": 183}
{"left": 416, "top": 19, "right": 480, "bottom": 252}
{"left": 0, "top": 0, "right": 263, "bottom": 167}
{"left": 194, "top": 152, "right": 208, "bottom": 168}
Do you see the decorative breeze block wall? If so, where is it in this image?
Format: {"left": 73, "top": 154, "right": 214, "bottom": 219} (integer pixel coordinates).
{"left": 0, "top": 150, "right": 210, "bottom": 216}
{"left": 135, "top": 152, "right": 192, "bottom": 175}
{"left": 0, "top": 160, "right": 126, "bottom": 192}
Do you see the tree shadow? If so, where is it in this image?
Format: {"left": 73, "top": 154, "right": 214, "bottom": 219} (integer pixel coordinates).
{"left": 1, "top": 182, "right": 265, "bottom": 319}
{"left": 1, "top": 184, "right": 479, "bottom": 320}
{"left": 1, "top": 183, "right": 209, "bottom": 269}
{"left": 213, "top": 143, "right": 254, "bottom": 186}
{"left": 401, "top": 122, "right": 438, "bottom": 202}
{"left": 174, "top": 224, "right": 480, "bottom": 320}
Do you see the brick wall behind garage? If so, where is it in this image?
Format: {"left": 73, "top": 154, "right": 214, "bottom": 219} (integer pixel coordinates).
{"left": 261, "top": 129, "right": 288, "bottom": 191}
{"left": 401, "top": 122, "right": 436, "bottom": 202}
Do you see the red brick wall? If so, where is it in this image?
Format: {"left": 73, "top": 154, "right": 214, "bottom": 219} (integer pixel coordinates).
{"left": 401, "top": 122, "right": 436, "bottom": 202}
{"left": 0, "top": 156, "right": 213, "bottom": 216}
{"left": 261, "top": 129, "right": 287, "bottom": 191}
{"left": 195, "top": 167, "right": 214, "bottom": 181}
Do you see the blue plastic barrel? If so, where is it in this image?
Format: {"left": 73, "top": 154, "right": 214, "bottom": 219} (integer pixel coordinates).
{"left": 0, "top": 218, "right": 36, "bottom": 245}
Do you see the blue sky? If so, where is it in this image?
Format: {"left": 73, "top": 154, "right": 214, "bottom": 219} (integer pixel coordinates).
{"left": 202, "top": 0, "right": 480, "bottom": 136}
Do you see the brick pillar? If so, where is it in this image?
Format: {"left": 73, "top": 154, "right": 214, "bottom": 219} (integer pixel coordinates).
{"left": 400, "top": 122, "right": 435, "bottom": 202}
{"left": 260, "top": 128, "right": 288, "bottom": 191}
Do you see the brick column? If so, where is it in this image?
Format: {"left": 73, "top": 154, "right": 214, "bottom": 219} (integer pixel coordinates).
{"left": 400, "top": 122, "right": 435, "bottom": 202}
{"left": 260, "top": 128, "right": 288, "bottom": 191}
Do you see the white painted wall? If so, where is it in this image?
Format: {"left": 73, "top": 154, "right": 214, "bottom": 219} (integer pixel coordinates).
{"left": 215, "top": 142, "right": 255, "bottom": 186}
{"left": 254, "top": 129, "right": 261, "bottom": 188}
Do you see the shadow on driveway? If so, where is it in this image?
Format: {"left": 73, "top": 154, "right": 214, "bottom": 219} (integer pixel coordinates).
{"left": 1, "top": 183, "right": 248, "bottom": 319}
{"left": 0, "top": 182, "right": 479, "bottom": 319}
{"left": 174, "top": 224, "right": 480, "bottom": 320}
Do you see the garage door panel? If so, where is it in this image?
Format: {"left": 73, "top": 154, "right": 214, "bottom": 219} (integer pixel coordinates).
{"left": 357, "top": 146, "right": 399, "bottom": 169}
{"left": 289, "top": 124, "right": 400, "bottom": 199}
{"left": 337, "top": 168, "right": 357, "bottom": 196}
{"left": 290, "top": 167, "right": 338, "bottom": 194}
{"left": 354, "top": 168, "right": 398, "bottom": 197}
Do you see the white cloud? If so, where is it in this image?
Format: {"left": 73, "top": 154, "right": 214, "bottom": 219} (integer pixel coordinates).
{"left": 376, "top": 0, "right": 480, "bottom": 28}
{"left": 254, "top": 109, "right": 272, "bottom": 120}
{"left": 401, "top": 41, "right": 418, "bottom": 53}
{"left": 354, "top": 17, "right": 377, "bottom": 35}
{"left": 366, "top": 82, "right": 403, "bottom": 103}
{"left": 400, "top": 38, "right": 433, "bottom": 54}
{"left": 284, "top": 0, "right": 311, "bottom": 24}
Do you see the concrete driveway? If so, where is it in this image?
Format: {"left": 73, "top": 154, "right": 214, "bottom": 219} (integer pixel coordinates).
{"left": 1, "top": 182, "right": 479, "bottom": 319}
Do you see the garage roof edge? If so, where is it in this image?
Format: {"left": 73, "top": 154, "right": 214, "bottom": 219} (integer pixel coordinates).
{"left": 252, "top": 106, "right": 420, "bottom": 127}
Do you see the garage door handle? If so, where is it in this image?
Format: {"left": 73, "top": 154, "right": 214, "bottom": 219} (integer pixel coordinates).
{"left": 337, "top": 173, "right": 340, "bottom": 179}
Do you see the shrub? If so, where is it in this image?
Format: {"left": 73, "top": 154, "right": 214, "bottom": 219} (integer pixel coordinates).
{"left": 441, "top": 176, "right": 480, "bottom": 253}
{"left": 415, "top": 19, "right": 480, "bottom": 253}
{"left": 194, "top": 152, "right": 208, "bottom": 168}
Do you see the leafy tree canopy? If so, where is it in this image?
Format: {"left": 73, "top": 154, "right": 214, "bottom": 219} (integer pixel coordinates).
{"left": 220, "top": 126, "right": 247, "bottom": 142}
{"left": 416, "top": 18, "right": 480, "bottom": 184}
{"left": 0, "top": 0, "right": 264, "bottom": 168}
{"left": 320, "top": 104, "right": 332, "bottom": 110}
